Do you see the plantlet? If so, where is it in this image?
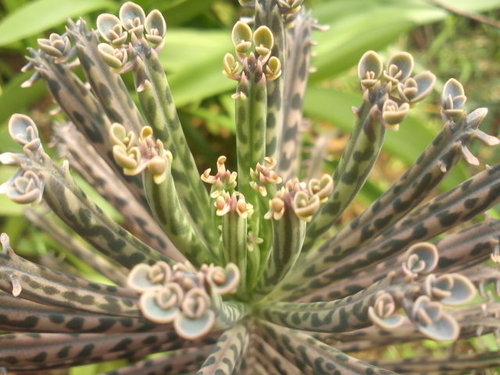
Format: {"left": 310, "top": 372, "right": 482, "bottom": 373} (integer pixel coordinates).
{"left": 0, "top": 1, "right": 498, "bottom": 374}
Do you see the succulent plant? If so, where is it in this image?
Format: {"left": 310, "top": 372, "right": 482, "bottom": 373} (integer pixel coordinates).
{"left": 0, "top": 1, "right": 499, "bottom": 374}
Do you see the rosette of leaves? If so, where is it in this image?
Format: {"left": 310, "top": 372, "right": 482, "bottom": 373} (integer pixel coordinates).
{"left": 0, "top": 1, "right": 499, "bottom": 374}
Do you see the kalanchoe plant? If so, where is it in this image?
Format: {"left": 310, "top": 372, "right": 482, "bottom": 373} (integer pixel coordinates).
{"left": 0, "top": 1, "right": 499, "bottom": 374}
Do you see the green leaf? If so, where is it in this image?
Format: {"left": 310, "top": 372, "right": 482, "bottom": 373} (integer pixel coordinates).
{"left": 156, "top": 0, "right": 220, "bottom": 26}
{"left": 160, "top": 29, "right": 234, "bottom": 105}
{"left": 0, "top": 167, "right": 23, "bottom": 216}
{"left": 312, "top": 17, "right": 411, "bottom": 82}
{"left": 0, "top": 192, "right": 23, "bottom": 217}
{"left": 0, "top": 0, "right": 115, "bottom": 46}
{"left": 310, "top": 0, "right": 500, "bottom": 81}
{"left": 0, "top": 74, "right": 47, "bottom": 126}
{"left": 184, "top": 105, "right": 235, "bottom": 132}
{"left": 2, "top": 0, "right": 31, "bottom": 13}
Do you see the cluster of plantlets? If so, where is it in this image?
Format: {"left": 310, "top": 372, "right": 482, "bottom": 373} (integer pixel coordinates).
{"left": 0, "top": 0, "right": 498, "bottom": 374}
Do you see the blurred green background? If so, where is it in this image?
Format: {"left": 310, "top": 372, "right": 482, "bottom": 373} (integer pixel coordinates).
{"left": 0, "top": 1, "right": 498, "bottom": 373}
